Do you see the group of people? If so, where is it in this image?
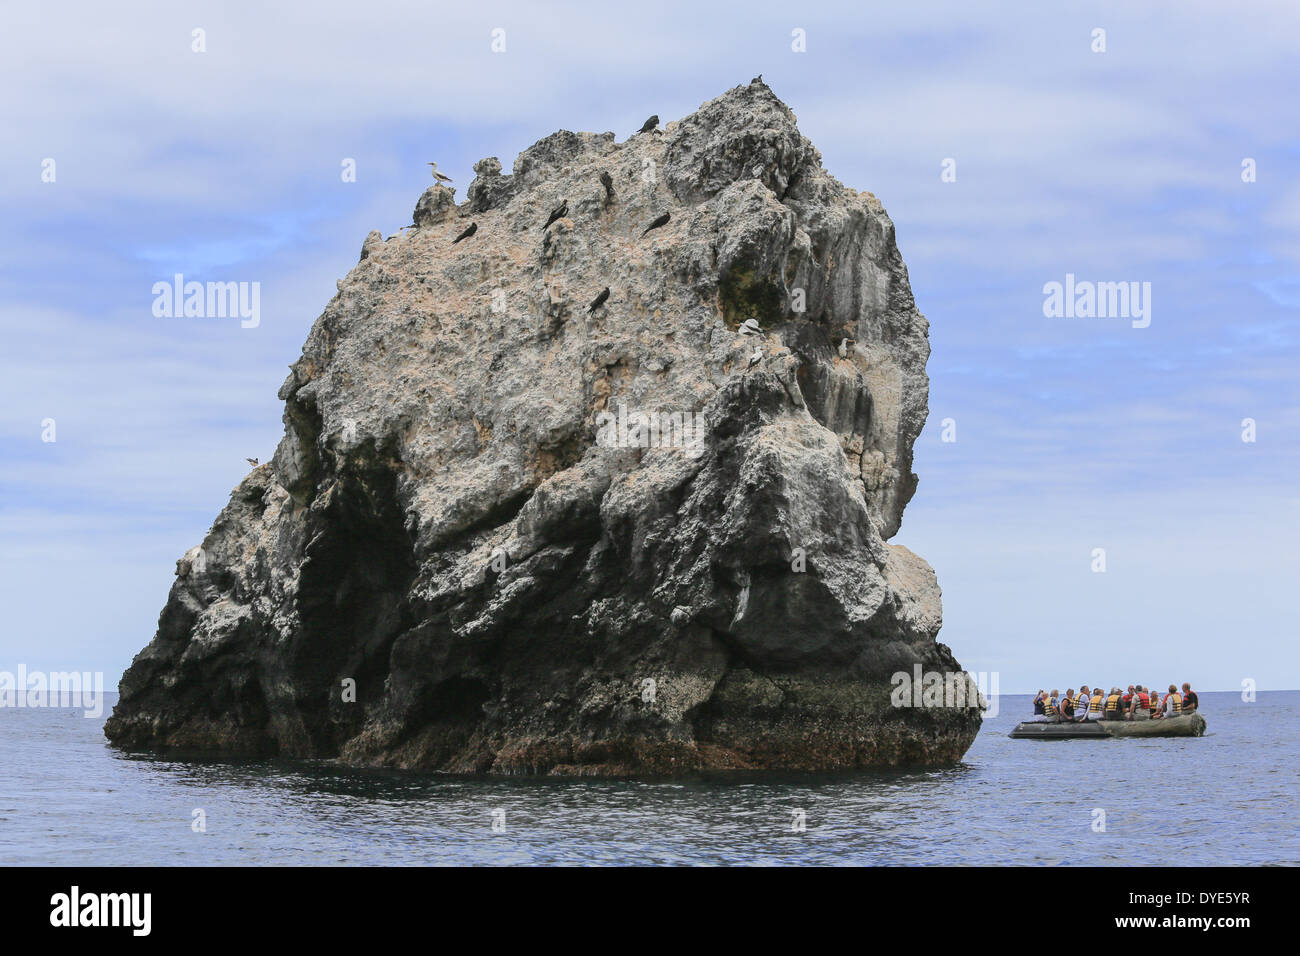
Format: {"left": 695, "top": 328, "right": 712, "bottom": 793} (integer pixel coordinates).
{"left": 1032, "top": 683, "right": 1199, "bottom": 722}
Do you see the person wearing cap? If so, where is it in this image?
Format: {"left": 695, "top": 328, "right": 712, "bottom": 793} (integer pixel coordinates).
{"left": 1102, "top": 687, "right": 1123, "bottom": 720}
{"left": 1128, "top": 684, "right": 1151, "bottom": 720}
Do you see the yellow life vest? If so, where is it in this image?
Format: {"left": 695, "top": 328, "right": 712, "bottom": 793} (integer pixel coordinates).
{"left": 1089, "top": 693, "right": 1103, "bottom": 714}
{"left": 1166, "top": 692, "right": 1182, "bottom": 715}
{"left": 1105, "top": 694, "right": 1121, "bottom": 714}
{"left": 1043, "top": 696, "right": 1058, "bottom": 716}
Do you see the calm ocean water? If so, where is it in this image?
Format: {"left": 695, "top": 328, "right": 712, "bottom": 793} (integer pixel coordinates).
{"left": 1, "top": 691, "right": 1295, "bottom": 866}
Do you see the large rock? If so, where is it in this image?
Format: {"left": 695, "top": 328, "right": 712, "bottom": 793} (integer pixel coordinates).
{"left": 105, "top": 80, "right": 980, "bottom": 773}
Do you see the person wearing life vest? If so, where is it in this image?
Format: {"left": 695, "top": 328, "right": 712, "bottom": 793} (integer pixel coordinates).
{"left": 1087, "top": 687, "right": 1105, "bottom": 721}
{"left": 1181, "top": 683, "right": 1198, "bottom": 712}
{"left": 1122, "top": 685, "right": 1134, "bottom": 717}
{"left": 1137, "top": 685, "right": 1151, "bottom": 719}
{"left": 1103, "top": 688, "right": 1123, "bottom": 720}
{"left": 1033, "top": 691, "right": 1046, "bottom": 716}
{"left": 1060, "top": 688, "right": 1077, "bottom": 721}
{"left": 1149, "top": 686, "right": 1160, "bottom": 717}
{"left": 1042, "top": 689, "right": 1061, "bottom": 722}
{"left": 1161, "top": 684, "right": 1183, "bottom": 718}
{"left": 1129, "top": 685, "right": 1151, "bottom": 720}
{"left": 1074, "top": 685, "right": 1092, "bottom": 721}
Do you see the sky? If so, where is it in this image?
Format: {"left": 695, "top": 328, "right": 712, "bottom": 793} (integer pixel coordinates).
{"left": 2, "top": 1, "right": 1297, "bottom": 694}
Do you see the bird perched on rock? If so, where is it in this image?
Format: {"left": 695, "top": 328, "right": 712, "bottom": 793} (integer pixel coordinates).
{"left": 542, "top": 200, "right": 568, "bottom": 231}
{"left": 838, "top": 338, "right": 849, "bottom": 358}
{"left": 746, "top": 346, "right": 763, "bottom": 372}
{"left": 427, "top": 162, "right": 453, "bottom": 185}
{"left": 245, "top": 457, "right": 259, "bottom": 467}
{"left": 588, "top": 287, "right": 611, "bottom": 314}
{"left": 641, "top": 212, "right": 670, "bottom": 236}
{"left": 752, "top": 74, "right": 763, "bottom": 84}
{"left": 635, "top": 114, "right": 659, "bottom": 135}
{"left": 451, "top": 222, "right": 477, "bottom": 244}
{"left": 740, "top": 318, "right": 762, "bottom": 336}
{"left": 599, "top": 170, "right": 614, "bottom": 203}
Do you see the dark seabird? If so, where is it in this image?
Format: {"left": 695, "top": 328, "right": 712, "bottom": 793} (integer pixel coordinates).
{"left": 587, "top": 287, "right": 610, "bottom": 313}
{"left": 599, "top": 170, "right": 614, "bottom": 202}
{"left": 427, "top": 162, "right": 453, "bottom": 184}
{"left": 246, "top": 457, "right": 259, "bottom": 467}
{"left": 635, "top": 115, "right": 659, "bottom": 135}
{"left": 452, "top": 222, "right": 478, "bottom": 244}
{"left": 542, "top": 200, "right": 568, "bottom": 231}
{"left": 641, "top": 212, "right": 670, "bottom": 236}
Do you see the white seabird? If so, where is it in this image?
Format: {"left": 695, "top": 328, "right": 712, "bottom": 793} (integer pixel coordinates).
{"left": 740, "top": 318, "right": 762, "bottom": 336}
{"left": 427, "top": 162, "right": 453, "bottom": 185}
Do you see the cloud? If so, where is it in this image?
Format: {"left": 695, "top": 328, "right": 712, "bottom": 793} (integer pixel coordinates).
{"left": 2, "top": 0, "right": 1298, "bottom": 689}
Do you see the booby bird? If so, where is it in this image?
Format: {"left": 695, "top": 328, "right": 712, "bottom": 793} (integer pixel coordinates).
{"left": 451, "top": 222, "right": 477, "bottom": 244}
{"left": 745, "top": 346, "right": 763, "bottom": 372}
{"left": 246, "top": 457, "right": 259, "bottom": 467}
{"left": 641, "top": 211, "right": 670, "bottom": 236}
{"left": 599, "top": 170, "right": 614, "bottom": 203}
{"left": 542, "top": 200, "right": 568, "bottom": 231}
{"left": 587, "top": 287, "right": 610, "bottom": 314}
{"left": 635, "top": 115, "right": 659, "bottom": 135}
{"left": 427, "top": 162, "right": 453, "bottom": 184}
{"left": 739, "top": 318, "right": 761, "bottom": 336}
{"left": 838, "top": 338, "right": 848, "bottom": 358}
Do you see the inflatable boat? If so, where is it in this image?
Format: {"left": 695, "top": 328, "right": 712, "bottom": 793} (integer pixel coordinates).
{"left": 1010, "top": 713, "right": 1206, "bottom": 739}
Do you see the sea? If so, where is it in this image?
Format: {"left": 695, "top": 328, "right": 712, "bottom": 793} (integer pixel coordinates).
{"left": 2, "top": 691, "right": 1295, "bottom": 866}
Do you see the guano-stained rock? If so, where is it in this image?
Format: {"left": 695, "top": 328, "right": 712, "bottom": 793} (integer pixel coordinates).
{"left": 105, "top": 79, "right": 981, "bottom": 774}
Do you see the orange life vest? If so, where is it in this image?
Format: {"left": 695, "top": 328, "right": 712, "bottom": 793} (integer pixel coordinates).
{"left": 1043, "top": 695, "right": 1058, "bottom": 716}
{"left": 1166, "top": 692, "right": 1182, "bottom": 715}
{"left": 1089, "top": 693, "right": 1104, "bottom": 714}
